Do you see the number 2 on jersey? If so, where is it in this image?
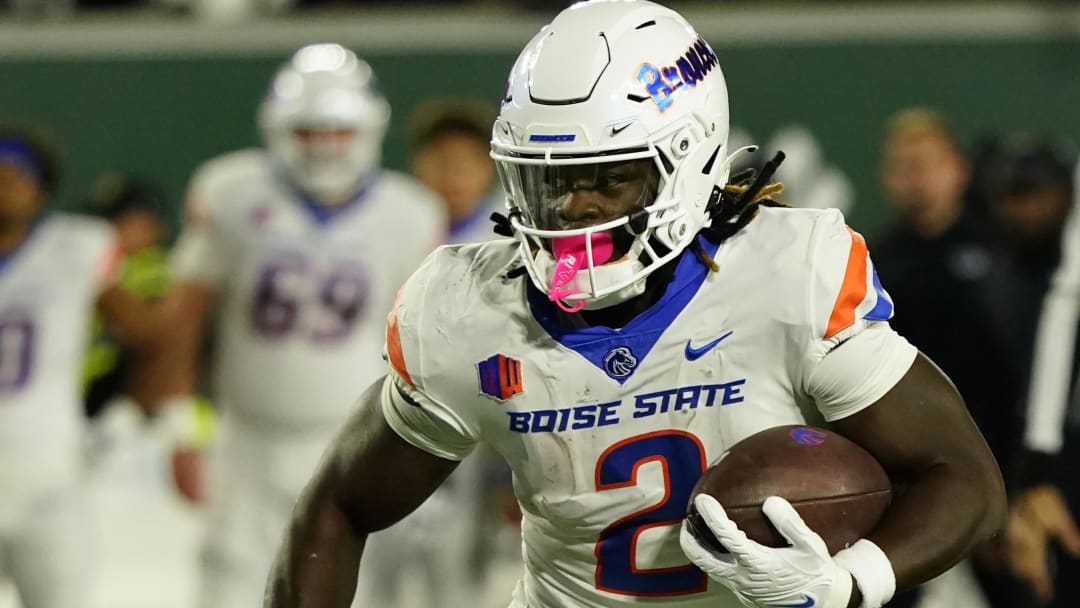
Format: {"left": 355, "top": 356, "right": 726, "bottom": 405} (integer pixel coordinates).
{"left": 594, "top": 430, "right": 708, "bottom": 596}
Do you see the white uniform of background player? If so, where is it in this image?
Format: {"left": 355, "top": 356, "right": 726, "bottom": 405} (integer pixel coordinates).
{"left": 168, "top": 44, "right": 445, "bottom": 608}
{"left": 0, "top": 214, "right": 117, "bottom": 607}
{"left": 380, "top": 3, "right": 914, "bottom": 607}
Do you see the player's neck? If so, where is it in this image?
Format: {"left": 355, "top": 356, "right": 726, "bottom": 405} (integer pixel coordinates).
{"left": 0, "top": 222, "right": 33, "bottom": 257}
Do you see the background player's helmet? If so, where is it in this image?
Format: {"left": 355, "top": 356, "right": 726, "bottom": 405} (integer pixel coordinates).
{"left": 492, "top": 0, "right": 732, "bottom": 308}
{"left": 259, "top": 43, "right": 390, "bottom": 203}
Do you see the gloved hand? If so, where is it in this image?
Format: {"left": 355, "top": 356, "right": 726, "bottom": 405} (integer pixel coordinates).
{"left": 680, "top": 494, "right": 853, "bottom": 608}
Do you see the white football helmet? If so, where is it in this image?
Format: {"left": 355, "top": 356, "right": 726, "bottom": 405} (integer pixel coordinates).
{"left": 492, "top": 0, "right": 734, "bottom": 309}
{"left": 259, "top": 43, "right": 390, "bottom": 203}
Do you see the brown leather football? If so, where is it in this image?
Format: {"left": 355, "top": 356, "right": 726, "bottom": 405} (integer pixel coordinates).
{"left": 685, "top": 425, "right": 891, "bottom": 556}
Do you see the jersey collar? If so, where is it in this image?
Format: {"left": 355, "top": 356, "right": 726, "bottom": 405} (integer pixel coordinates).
{"left": 274, "top": 164, "right": 380, "bottom": 227}
{"left": 526, "top": 234, "right": 720, "bottom": 384}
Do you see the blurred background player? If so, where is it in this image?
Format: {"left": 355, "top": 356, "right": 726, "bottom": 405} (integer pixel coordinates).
{"left": 408, "top": 98, "right": 503, "bottom": 244}
{"left": 77, "top": 171, "right": 211, "bottom": 608}
{"left": 82, "top": 173, "right": 177, "bottom": 420}
{"left": 979, "top": 140, "right": 1076, "bottom": 467}
{"left": 0, "top": 124, "right": 160, "bottom": 608}
{"left": 150, "top": 43, "right": 446, "bottom": 608}
{"left": 872, "top": 107, "right": 1015, "bottom": 476}
{"left": 981, "top": 139, "right": 1076, "bottom": 382}
{"left": 81, "top": 171, "right": 216, "bottom": 469}
{"left": 870, "top": 108, "right": 1018, "bottom": 608}
{"left": 1004, "top": 150, "right": 1080, "bottom": 608}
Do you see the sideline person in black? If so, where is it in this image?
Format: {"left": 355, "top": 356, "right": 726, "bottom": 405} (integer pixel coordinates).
{"left": 871, "top": 108, "right": 1018, "bottom": 608}
{"left": 1003, "top": 147, "right": 1080, "bottom": 608}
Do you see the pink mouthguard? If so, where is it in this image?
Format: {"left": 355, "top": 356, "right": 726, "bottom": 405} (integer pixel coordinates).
{"left": 549, "top": 232, "right": 614, "bottom": 313}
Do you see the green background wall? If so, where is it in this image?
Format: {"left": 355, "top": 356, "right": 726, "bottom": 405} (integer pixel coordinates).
{"left": 0, "top": 37, "right": 1077, "bottom": 234}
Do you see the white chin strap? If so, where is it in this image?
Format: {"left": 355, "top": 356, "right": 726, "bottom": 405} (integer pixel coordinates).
{"left": 582, "top": 274, "right": 648, "bottom": 309}
{"left": 535, "top": 244, "right": 649, "bottom": 310}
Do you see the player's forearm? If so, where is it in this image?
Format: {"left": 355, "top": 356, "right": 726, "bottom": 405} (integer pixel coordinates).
{"left": 831, "top": 355, "right": 1008, "bottom": 595}
{"left": 866, "top": 457, "right": 1006, "bottom": 590}
{"left": 136, "top": 286, "right": 213, "bottom": 406}
{"left": 97, "top": 286, "right": 165, "bottom": 351}
{"left": 127, "top": 319, "right": 200, "bottom": 410}
{"left": 266, "top": 492, "right": 367, "bottom": 608}
{"left": 129, "top": 342, "right": 199, "bottom": 410}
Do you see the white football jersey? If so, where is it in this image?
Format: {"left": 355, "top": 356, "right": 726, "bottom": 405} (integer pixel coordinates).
{"left": 383, "top": 207, "right": 916, "bottom": 608}
{"left": 172, "top": 149, "right": 445, "bottom": 430}
{"left": 0, "top": 214, "right": 117, "bottom": 495}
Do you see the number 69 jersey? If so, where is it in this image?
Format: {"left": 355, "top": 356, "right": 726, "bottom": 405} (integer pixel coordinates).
{"left": 0, "top": 214, "right": 117, "bottom": 495}
{"left": 172, "top": 150, "right": 445, "bottom": 430}
{"left": 383, "top": 207, "right": 917, "bottom": 608}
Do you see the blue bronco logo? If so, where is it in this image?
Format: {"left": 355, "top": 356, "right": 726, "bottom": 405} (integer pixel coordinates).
{"left": 603, "top": 346, "right": 639, "bottom": 379}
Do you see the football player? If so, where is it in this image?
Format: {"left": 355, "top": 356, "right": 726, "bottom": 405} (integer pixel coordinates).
{"left": 0, "top": 125, "right": 161, "bottom": 608}
{"left": 1007, "top": 155, "right": 1080, "bottom": 606}
{"left": 153, "top": 44, "right": 445, "bottom": 608}
{"left": 409, "top": 98, "right": 504, "bottom": 244}
{"left": 265, "top": 3, "right": 1005, "bottom": 608}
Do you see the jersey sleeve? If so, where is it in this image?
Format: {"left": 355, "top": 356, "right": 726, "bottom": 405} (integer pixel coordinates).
{"left": 380, "top": 253, "right": 480, "bottom": 461}
{"left": 170, "top": 167, "right": 232, "bottom": 288}
{"left": 800, "top": 209, "right": 917, "bottom": 421}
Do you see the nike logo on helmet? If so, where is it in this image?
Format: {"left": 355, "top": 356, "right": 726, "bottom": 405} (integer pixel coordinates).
{"left": 769, "top": 596, "right": 815, "bottom": 608}
{"left": 610, "top": 122, "right": 632, "bottom": 136}
{"left": 684, "top": 330, "right": 734, "bottom": 361}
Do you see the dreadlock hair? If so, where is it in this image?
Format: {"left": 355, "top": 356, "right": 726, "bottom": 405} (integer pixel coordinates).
{"left": 693, "top": 151, "right": 788, "bottom": 272}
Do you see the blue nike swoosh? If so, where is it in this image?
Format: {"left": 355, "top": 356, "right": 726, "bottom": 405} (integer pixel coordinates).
{"left": 684, "top": 330, "right": 734, "bottom": 361}
{"left": 770, "top": 596, "right": 815, "bottom": 608}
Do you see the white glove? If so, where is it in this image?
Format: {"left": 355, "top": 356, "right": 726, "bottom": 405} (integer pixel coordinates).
{"left": 680, "top": 494, "right": 853, "bottom": 608}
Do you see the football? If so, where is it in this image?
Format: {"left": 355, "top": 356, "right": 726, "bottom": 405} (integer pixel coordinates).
{"left": 685, "top": 425, "right": 891, "bottom": 555}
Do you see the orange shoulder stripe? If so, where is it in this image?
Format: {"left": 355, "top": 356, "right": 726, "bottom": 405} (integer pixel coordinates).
{"left": 386, "top": 300, "right": 415, "bottom": 387}
{"left": 824, "top": 228, "right": 869, "bottom": 339}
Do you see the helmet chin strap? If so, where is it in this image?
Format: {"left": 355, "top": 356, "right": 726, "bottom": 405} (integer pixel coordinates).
{"left": 579, "top": 271, "right": 648, "bottom": 310}
{"left": 546, "top": 233, "right": 648, "bottom": 312}
{"left": 549, "top": 232, "right": 613, "bottom": 313}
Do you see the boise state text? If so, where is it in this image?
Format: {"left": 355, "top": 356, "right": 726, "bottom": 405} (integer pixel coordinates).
{"left": 508, "top": 379, "right": 746, "bottom": 434}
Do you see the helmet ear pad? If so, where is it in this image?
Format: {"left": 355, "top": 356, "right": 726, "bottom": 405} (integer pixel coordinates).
{"left": 653, "top": 119, "right": 730, "bottom": 250}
